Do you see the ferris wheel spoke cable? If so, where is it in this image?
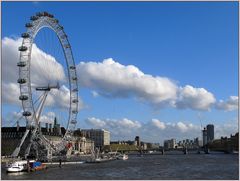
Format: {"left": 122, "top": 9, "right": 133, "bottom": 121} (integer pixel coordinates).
{"left": 8, "top": 92, "right": 47, "bottom": 127}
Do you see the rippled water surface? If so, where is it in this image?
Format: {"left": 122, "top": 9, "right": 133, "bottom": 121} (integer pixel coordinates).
{"left": 1, "top": 153, "right": 239, "bottom": 180}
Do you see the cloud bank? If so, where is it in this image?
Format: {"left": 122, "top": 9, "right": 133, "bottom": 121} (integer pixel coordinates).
{"left": 77, "top": 59, "right": 177, "bottom": 107}
{"left": 175, "top": 85, "right": 216, "bottom": 111}
{"left": 2, "top": 37, "right": 237, "bottom": 112}
{"left": 215, "top": 96, "right": 238, "bottom": 111}
{"left": 77, "top": 58, "right": 235, "bottom": 111}
{"left": 85, "top": 117, "right": 238, "bottom": 143}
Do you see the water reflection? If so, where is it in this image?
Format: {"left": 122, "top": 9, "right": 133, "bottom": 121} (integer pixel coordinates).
{"left": 7, "top": 172, "right": 27, "bottom": 176}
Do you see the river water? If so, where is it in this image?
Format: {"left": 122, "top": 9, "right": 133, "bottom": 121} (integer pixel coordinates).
{"left": 1, "top": 153, "right": 239, "bottom": 180}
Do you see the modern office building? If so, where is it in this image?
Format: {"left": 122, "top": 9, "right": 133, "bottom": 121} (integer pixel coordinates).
{"left": 202, "top": 124, "right": 215, "bottom": 146}
{"left": 80, "top": 129, "right": 110, "bottom": 149}
{"left": 202, "top": 127, "right": 208, "bottom": 146}
{"left": 207, "top": 124, "right": 214, "bottom": 142}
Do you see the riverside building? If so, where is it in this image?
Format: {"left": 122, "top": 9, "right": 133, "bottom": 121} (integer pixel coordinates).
{"left": 164, "top": 139, "right": 176, "bottom": 149}
{"left": 80, "top": 129, "right": 110, "bottom": 150}
{"left": 1, "top": 119, "right": 95, "bottom": 156}
{"left": 207, "top": 124, "right": 214, "bottom": 142}
{"left": 202, "top": 124, "right": 215, "bottom": 146}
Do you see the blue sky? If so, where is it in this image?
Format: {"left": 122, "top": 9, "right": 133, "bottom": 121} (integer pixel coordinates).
{"left": 2, "top": 2, "right": 238, "bottom": 143}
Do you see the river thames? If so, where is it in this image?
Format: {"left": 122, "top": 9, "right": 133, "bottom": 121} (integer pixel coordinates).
{"left": 1, "top": 153, "right": 239, "bottom": 180}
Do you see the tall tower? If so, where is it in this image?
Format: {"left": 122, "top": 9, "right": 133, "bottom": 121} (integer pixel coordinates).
{"left": 206, "top": 124, "right": 214, "bottom": 142}
{"left": 202, "top": 127, "right": 207, "bottom": 146}
{"left": 135, "top": 136, "right": 140, "bottom": 147}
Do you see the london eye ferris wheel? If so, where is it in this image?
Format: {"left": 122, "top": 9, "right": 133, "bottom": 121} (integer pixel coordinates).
{"left": 13, "top": 12, "right": 79, "bottom": 160}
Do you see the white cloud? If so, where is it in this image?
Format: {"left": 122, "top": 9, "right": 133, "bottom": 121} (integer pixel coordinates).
{"left": 2, "top": 37, "right": 66, "bottom": 85}
{"left": 214, "top": 119, "right": 238, "bottom": 138}
{"left": 176, "top": 122, "right": 189, "bottom": 132}
{"left": 77, "top": 59, "right": 218, "bottom": 111}
{"left": 215, "top": 96, "right": 238, "bottom": 111}
{"left": 175, "top": 85, "right": 216, "bottom": 111}
{"left": 151, "top": 119, "right": 166, "bottom": 130}
{"left": 30, "top": 43, "right": 66, "bottom": 86}
{"left": 85, "top": 117, "right": 141, "bottom": 130}
{"left": 2, "top": 37, "right": 21, "bottom": 84}
{"left": 85, "top": 117, "right": 142, "bottom": 140}
{"left": 85, "top": 117, "right": 106, "bottom": 127}
{"left": 2, "top": 82, "right": 21, "bottom": 105}
{"left": 118, "top": 118, "right": 142, "bottom": 129}
{"left": 39, "top": 112, "right": 55, "bottom": 124}
{"left": 45, "top": 85, "right": 84, "bottom": 110}
{"left": 2, "top": 37, "right": 84, "bottom": 110}
{"left": 77, "top": 58, "right": 178, "bottom": 106}
{"left": 91, "top": 91, "right": 99, "bottom": 98}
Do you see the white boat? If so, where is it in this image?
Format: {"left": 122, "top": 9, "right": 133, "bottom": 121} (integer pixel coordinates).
{"left": 117, "top": 154, "right": 128, "bottom": 160}
{"left": 6, "top": 160, "right": 35, "bottom": 173}
{"left": 87, "top": 155, "right": 116, "bottom": 163}
{"left": 87, "top": 147, "right": 117, "bottom": 163}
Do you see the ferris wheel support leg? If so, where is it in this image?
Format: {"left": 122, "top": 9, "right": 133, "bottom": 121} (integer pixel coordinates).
{"left": 11, "top": 129, "right": 30, "bottom": 158}
{"left": 25, "top": 142, "right": 33, "bottom": 159}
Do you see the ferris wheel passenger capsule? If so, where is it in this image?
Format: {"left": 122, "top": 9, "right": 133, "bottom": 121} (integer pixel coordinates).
{"left": 19, "top": 95, "right": 29, "bottom": 100}
{"left": 69, "top": 66, "right": 76, "bottom": 70}
{"left": 30, "top": 16, "right": 39, "bottom": 21}
{"left": 17, "top": 78, "right": 27, "bottom": 84}
{"left": 52, "top": 19, "right": 59, "bottom": 24}
{"left": 36, "top": 12, "right": 44, "bottom": 17}
{"left": 72, "top": 99, "right": 78, "bottom": 103}
{"left": 43, "top": 12, "right": 49, "bottom": 16}
{"left": 48, "top": 14, "right": 54, "bottom": 18}
{"left": 21, "top": 33, "right": 30, "bottom": 38}
{"left": 72, "top": 88, "right": 78, "bottom": 92}
{"left": 70, "top": 120, "right": 77, "bottom": 124}
{"left": 23, "top": 111, "right": 32, "bottom": 117}
{"left": 72, "top": 77, "right": 77, "bottom": 81}
{"left": 65, "top": 44, "right": 71, "bottom": 48}
{"left": 18, "top": 46, "right": 28, "bottom": 51}
{"left": 57, "top": 26, "right": 63, "bottom": 30}
{"left": 17, "top": 61, "right": 27, "bottom": 67}
{"left": 25, "top": 23, "right": 33, "bottom": 28}
{"left": 72, "top": 110, "right": 78, "bottom": 114}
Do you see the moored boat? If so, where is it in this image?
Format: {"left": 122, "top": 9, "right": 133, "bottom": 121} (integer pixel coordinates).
{"left": 30, "top": 161, "right": 47, "bottom": 172}
{"left": 6, "top": 160, "right": 35, "bottom": 173}
{"left": 117, "top": 154, "right": 128, "bottom": 160}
